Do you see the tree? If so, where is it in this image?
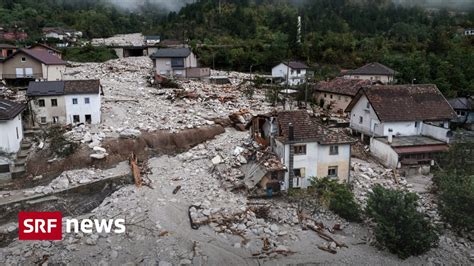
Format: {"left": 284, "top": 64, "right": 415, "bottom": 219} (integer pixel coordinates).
{"left": 366, "top": 185, "right": 438, "bottom": 259}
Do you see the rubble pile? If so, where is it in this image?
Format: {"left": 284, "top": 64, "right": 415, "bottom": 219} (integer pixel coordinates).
{"left": 91, "top": 33, "right": 144, "bottom": 47}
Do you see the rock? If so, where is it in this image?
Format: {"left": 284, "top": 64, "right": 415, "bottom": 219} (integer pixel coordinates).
{"left": 202, "top": 209, "right": 211, "bottom": 216}
{"left": 90, "top": 153, "right": 108, "bottom": 160}
{"left": 42, "top": 186, "right": 54, "bottom": 194}
{"left": 93, "top": 146, "right": 107, "bottom": 153}
{"left": 38, "top": 141, "right": 44, "bottom": 149}
{"left": 179, "top": 259, "right": 192, "bottom": 265}
{"left": 275, "top": 245, "right": 289, "bottom": 252}
{"left": 7, "top": 225, "right": 16, "bottom": 232}
{"left": 329, "top": 242, "right": 337, "bottom": 249}
{"left": 211, "top": 155, "right": 223, "bottom": 165}
{"left": 158, "top": 261, "right": 172, "bottom": 266}
{"left": 110, "top": 250, "right": 118, "bottom": 259}
{"left": 233, "top": 243, "right": 241, "bottom": 248}
{"left": 270, "top": 224, "right": 279, "bottom": 233}
{"left": 119, "top": 128, "right": 141, "bottom": 139}
{"left": 83, "top": 132, "right": 92, "bottom": 143}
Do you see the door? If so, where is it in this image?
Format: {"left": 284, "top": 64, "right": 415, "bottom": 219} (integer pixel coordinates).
{"left": 16, "top": 68, "right": 24, "bottom": 78}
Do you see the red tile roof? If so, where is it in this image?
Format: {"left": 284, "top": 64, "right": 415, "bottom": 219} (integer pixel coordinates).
{"left": 313, "top": 78, "right": 373, "bottom": 96}
{"left": 346, "top": 84, "right": 457, "bottom": 122}
{"left": 276, "top": 110, "right": 354, "bottom": 145}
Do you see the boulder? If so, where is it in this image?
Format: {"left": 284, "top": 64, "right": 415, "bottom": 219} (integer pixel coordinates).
{"left": 119, "top": 128, "right": 141, "bottom": 139}
{"left": 90, "top": 153, "right": 108, "bottom": 160}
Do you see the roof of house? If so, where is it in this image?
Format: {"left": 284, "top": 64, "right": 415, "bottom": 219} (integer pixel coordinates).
{"left": 0, "top": 43, "right": 16, "bottom": 49}
{"left": 145, "top": 35, "right": 161, "bottom": 40}
{"left": 313, "top": 78, "right": 373, "bottom": 97}
{"left": 448, "top": 97, "right": 473, "bottom": 111}
{"left": 150, "top": 48, "right": 191, "bottom": 59}
{"left": 27, "top": 80, "right": 100, "bottom": 96}
{"left": 28, "top": 43, "right": 61, "bottom": 54}
{"left": 276, "top": 110, "right": 355, "bottom": 145}
{"left": 281, "top": 61, "right": 309, "bottom": 69}
{"left": 4, "top": 49, "right": 66, "bottom": 65}
{"left": 345, "top": 84, "right": 457, "bottom": 122}
{"left": 347, "top": 62, "right": 396, "bottom": 76}
{"left": 159, "top": 39, "right": 184, "bottom": 46}
{"left": 0, "top": 99, "right": 26, "bottom": 121}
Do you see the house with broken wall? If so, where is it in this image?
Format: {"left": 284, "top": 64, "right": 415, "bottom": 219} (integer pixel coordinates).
{"left": 448, "top": 97, "right": 474, "bottom": 130}
{"left": 26, "top": 80, "right": 102, "bottom": 126}
{"left": 150, "top": 47, "right": 210, "bottom": 79}
{"left": 249, "top": 110, "right": 355, "bottom": 190}
{"left": 312, "top": 78, "right": 373, "bottom": 114}
{"left": 345, "top": 84, "right": 457, "bottom": 175}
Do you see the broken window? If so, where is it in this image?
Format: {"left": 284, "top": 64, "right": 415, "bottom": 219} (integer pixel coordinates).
{"left": 51, "top": 99, "right": 58, "bottom": 107}
{"left": 72, "top": 98, "right": 78, "bottom": 104}
{"left": 328, "top": 166, "right": 338, "bottom": 178}
{"left": 329, "top": 145, "right": 339, "bottom": 155}
{"left": 38, "top": 99, "right": 45, "bottom": 107}
{"left": 294, "top": 145, "right": 306, "bottom": 155}
{"left": 73, "top": 115, "right": 80, "bottom": 123}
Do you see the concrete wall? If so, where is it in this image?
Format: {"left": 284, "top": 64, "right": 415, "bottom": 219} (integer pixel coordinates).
{"left": 276, "top": 140, "right": 351, "bottom": 190}
{"left": 30, "top": 95, "right": 67, "bottom": 124}
{"left": 154, "top": 53, "right": 198, "bottom": 78}
{"left": 0, "top": 113, "right": 23, "bottom": 154}
{"left": 349, "top": 95, "right": 381, "bottom": 136}
{"left": 44, "top": 65, "right": 65, "bottom": 81}
{"left": 114, "top": 48, "right": 124, "bottom": 58}
{"left": 186, "top": 67, "right": 210, "bottom": 78}
{"left": 344, "top": 74, "right": 393, "bottom": 84}
{"left": 2, "top": 53, "right": 43, "bottom": 79}
{"left": 382, "top": 121, "right": 421, "bottom": 136}
{"left": 64, "top": 94, "right": 101, "bottom": 124}
{"left": 370, "top": 138, "right": 399, "bottom": 169}
{"left": 314, "top": 91, "right": 352, "bottom": 113}
{"left": 421, "top": 122, "right": 451, "bottom": 143}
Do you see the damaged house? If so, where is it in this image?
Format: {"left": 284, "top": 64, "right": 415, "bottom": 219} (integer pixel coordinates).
{"left": 0, "top": 99, "right": 26, "bottom": 154}
{"left": 26, "top": 80, "right": 102, "bottom": 125}
{"left": 150, "top": 48, "right": 210, "bottom": 79}
{"left": 345, "top": 84, "right": 457, "bottom": 175}
{"left": 312, "top": 78, "right": 373, "bottom": 113}
{"left": 343, "top": 62, "right": 396, "bottom": 84}
{"left": 249, "top": 110, "right": 355, "bottom": 190}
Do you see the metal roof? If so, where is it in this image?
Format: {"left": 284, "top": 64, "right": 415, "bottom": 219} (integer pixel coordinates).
{"left": 0, "top": 99, "right": 26, "bottom": 121}
{"left": 150, "top": 48, "right": 191, "bottom": 58}
{"left": 27, "top": 80, "right": 100, "bottom": 96}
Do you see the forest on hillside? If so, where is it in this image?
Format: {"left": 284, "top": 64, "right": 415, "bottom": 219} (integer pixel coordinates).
{"left": 0, "top": 0, "right": 473, "bottom": 96}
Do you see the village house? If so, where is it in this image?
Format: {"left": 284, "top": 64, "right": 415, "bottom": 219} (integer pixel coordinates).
{"left": 0, "top": 49, "right": 66, "bottom": 84}
{"left": 313, "top": 78, "right": 373, "bottom": 113}
{"left": 145, "top": 35, "right": 161, "bottom": 45}
{"left": 345, "top": 84, "right": 457, "bottom": 175}
{"left": 448, "top": 97, "right": 474, "bottom": 130}
{"left": 344, "top": 62, "right": 396, "bottom": 84}
{"left": 0, "top": 44, "right": 16, "bottom": 58}
{"left": 249, "top": 110, "right": 355, "bottom": 190}
{"left": 464, "top": 28, "right": 474, "bottom": 36}
{"left": 150, "top": 48, "right": 210, "bottom": 78}
{"left": 27, "top": 80, "right": 102, "bottom": 125}
{"left": 0, "top": 99, "right": 26, "bottom": 154}
{"left": 272, "top": 61, "right": 309, "bottom": 86}
{"left": 28, "top": 43, "right": 62, "bottom": 59}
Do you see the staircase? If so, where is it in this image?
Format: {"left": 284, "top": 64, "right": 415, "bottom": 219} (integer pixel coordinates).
{"left": 11, "top": 139, "right": 32, "bottom": 179}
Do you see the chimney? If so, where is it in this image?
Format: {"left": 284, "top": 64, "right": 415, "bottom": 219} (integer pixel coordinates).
{"left": 388, "top": 129, "right": 393, "bottom": 144}
{"left": 288, "top": 123, "right": 294, "bottom": 141}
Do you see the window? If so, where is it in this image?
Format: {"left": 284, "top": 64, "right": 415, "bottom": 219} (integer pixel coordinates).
{"left": 324, "top": 94, "right": 327, "bottom": 98}
{"left": 359, "top": 116, "right": 363, "bottom": 124}
{"left": 73, "top": 115, "right": 80, "bottom": 123}
{"left": 38, "top": 99, "right": 45, "bottom": 107}
{"left": 329, "top": 145, "right": 339, "bottom": 155}
{"left": 330, "top": 94, "right": 333, "bottom": 99}
{"left": 366, "top": 102, "right": 370, "bottom": 109}
{"left": 415, "top": 121, "right": 419, "bottom": 128}
{"left": 296, "top": 69, "right": 301, "bottom": 75}
{"left": 294, "top": 145, "right": 306, "bottom": 155}
{"left": 72, "top": 98, "right": 78, "bottom": 104}
{"left": 85, "top": 114, "right": 92, "bottom": 124}
{"left": 51, "top": 99, "right": 58, "bottom": 107}
{"left": 40, "top": 117, "right": 47, "bottom": 124}
{"left": 171, "top": 58, "right": 184, "bottom": 67}
{"left": 328, "top": 166, "right": 338, "bottom": 178}
{"left": 52, "top": 116, "right": 59, "bottom": 124}
{"left": 293, "top": 168, "right": 305, "bottom": 178}
{"left": 21, "top": 57, "right": 26, "bottom": 62}
{"left": 84, "top": 97, "right": 90, "bottom": 104}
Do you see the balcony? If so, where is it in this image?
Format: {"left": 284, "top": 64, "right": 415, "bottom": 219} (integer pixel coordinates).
{"left": 1, "top": 73, "right": 43, "bottom": 79}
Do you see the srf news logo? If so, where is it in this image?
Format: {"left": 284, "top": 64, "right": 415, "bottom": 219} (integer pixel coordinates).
{"left": 18, "top": 212, "right": 125, "bottom": 240}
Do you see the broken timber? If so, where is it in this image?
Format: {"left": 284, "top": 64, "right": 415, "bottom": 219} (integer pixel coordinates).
{"left": 130, "top": 152, "right": 142, "bottom": 187}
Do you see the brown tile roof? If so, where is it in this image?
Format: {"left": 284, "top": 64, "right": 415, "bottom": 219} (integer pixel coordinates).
{"left": 346, "top": 84, "right": 457, "bottom": 122}
{"left": 0, "top": 99, "right": 26, "bottom": 121}
{"left": 347, "top": 62, "right": 396, "bottom": 76}
{"left": 283, "top": 61, "right": 309, "bottom": 69}
{"left": 5, "top": 49, "right": 66, "bottom": 65}
{"left": 64, "top": 80, "right": 101, "bottom": 95}
{"left": 28, "top": 43, "right": 61, "bottom": 54}
{"left": 313, "top": 78, "right": 373, "bottom": 96}
{"left": 276, "top": 110, "right": 355, "bottom": 145}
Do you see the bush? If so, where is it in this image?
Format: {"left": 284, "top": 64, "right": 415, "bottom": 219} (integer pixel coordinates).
{"left": 433, "top": 142, "right": 474, "bottom": 232}
{"left": 311, "top": 177, "right": 362, "bottom": 222}
{"left": 46, "top": 126, "right": 79, "bottom": 158}
{"left": 366, "top": 185, "right": 438, "bottom": 259}
{"left": 63, "top": 45, "right": 117, "bottom": 62}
